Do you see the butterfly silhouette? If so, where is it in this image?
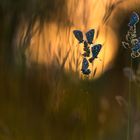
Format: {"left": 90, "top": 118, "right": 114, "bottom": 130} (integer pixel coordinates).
{"left": 73, "top": 29, "right": 95, "bottom": 44}
{"left": 131, "top": 41, "right": 140, "bottom": 58}
{"left": 128, "top": 12, "right": 139, "bottom": 27}
{"left": 89, "top": 44, "right": 102, "bottom": 63}
{"left": 81, "top": 58, "right": 91, "bottom": 75}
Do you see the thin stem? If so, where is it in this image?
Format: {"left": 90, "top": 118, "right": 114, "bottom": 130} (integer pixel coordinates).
{"left": 127, "top": 58, "right": 132, "bottom": 140}
{"left": 101, "top": 45, "right": 106, "bottom": 74}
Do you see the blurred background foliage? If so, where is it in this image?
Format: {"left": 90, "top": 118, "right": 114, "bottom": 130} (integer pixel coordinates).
{"left": 0, "top": 0, "right": 140, "bottom": 140}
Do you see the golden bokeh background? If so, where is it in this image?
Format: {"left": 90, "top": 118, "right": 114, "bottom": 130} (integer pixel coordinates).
{"left": 16, "top": 0, "right": 120, "bottom": 78}
{"left": 15, "top": 0, "right": 140, "bottom": 78}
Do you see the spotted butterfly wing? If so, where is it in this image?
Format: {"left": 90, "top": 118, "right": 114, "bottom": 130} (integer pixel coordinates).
{"left": 128, "top": 12, "right": 139, "bottom": 27}
{"left": 73, "top": 30, "right": 84, "bottom": 43}
{"left": 81, "top": 58, "right": 91, "bottom": 75}
{"left": 85, "top": 29, "right": 95, "bottom": 44}
{"left": 132, "top": 41, "right": 140, "bottom": 52}
{"left": 89, "top": 44, "right": 102, "bottom": 63}
{"left": 81, "top": 69, "right": 91, "bottom": 75}
{"left": 82, "top": 58, "right": 89, "bottom": 70}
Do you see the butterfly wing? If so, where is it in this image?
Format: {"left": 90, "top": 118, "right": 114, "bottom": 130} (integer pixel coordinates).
{"left": 132, "top": 41, "right": 140, "bottom": 52}
{"left": 82, "top": 69, "right": 91, "bottom": 75}
{"left": 89, "top": 44, "right": 102, "bottom": 63}
{"left": 128, "top": 12, "right": 139, "bottom": 27}
{"left": 91, "top": 44, "right": 102, "bottom": 58}
{"left": 82, "top": 58, "right": 89, "bottom": 71}
{"left": 85, "top": 29, "right": 95, "bottom": 44}
{"left": 73, "top": 30, "right": 84, "bottom": 43}
{"left": 81, "top": 58, "right": 91, "bottom": 75}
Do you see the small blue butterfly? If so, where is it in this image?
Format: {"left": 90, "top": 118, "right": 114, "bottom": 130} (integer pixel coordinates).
{"left": 128, "top": 12, "right": 139, "bottom": 27}
{"left": 132, "top": 41, "right": 140, "bottom": 52}
{"left": 73, "top": 29, "right": 95, "bottom": 44}
{"left": 89, "top": 44, "right": 102, "bottom": 63}
{"left": 73, "top": 30, "right": 84, "bottom": 43}
{"left": 81, "top": 58, "right": 91, "bottom": 75}
{"left": 130, "top": 40, "right": 140, "bottom": 58}
{"left": 85, "top": 29, "right": 95, "bottom": 44}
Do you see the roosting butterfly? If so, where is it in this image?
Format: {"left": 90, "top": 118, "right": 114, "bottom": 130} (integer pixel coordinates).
{"left": 128, "top": 12, "right": 139, "bottom": 27}
{"left": 81, "top": 58, "right": 91, "bottom": 75}
{"left": 73, "top": 29, "right": 102, "bottom": 76}
{"left": 122, "top": 12, "right": 140, "bottom": 58}
{"left": 131, "top": 41, "right": 140, "bottom": 58}
{"left": 73, "top": 30, "right": 84, "bottom": 44}
{"left": 73, "top": 29, "right": 95, "bottom": 44}
{"left": 89, "top": 44, "right": 102, "bottom": 63}
{"left": 86, "top": 29, "right": 95, "bottom": 44}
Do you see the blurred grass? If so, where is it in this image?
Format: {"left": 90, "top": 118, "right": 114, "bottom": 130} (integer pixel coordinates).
{"left": 0, "top": 63, "right": 130, "bottom": 140}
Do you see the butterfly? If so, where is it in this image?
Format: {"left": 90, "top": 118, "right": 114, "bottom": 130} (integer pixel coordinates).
{"left": 131, "top": 41, "right": 140, "bottom": 58}
{"left": 73, "top": 29, "right": 95, "bottom": 44}
{"left": 132, "top": 41, "right": 140, "bottom": 52}
{"left": 85, "top": 29, "right": 95, "bottom": 44}
{"left": 89, "top": 44, "right": 102, "bottom": 63}
{"left": 128, "top": 12, "right": 139, "bottom": 27}
{"left": 81, "top": 58, "right": 91, "bottom": 75}
{"left": 73, "top": 30, "right": 84, "bottom": 43}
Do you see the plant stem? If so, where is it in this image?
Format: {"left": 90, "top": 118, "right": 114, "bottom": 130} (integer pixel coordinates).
{"left": 127, "top": 58, "right": 132, "bottom": 140}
